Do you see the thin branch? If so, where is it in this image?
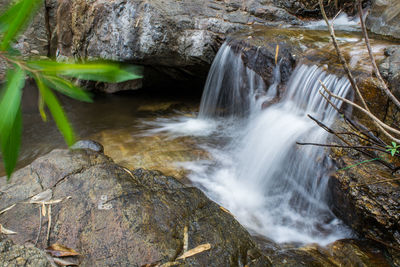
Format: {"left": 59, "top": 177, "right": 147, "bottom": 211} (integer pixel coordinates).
{"left": 307, "top": 114, "right": 395, "bottom": 170}
{"left": 357, "top": 0, "right": 400, "bottom": 109}
{"left": 351, "top": 177, "right": 400, "bottom": 187}
{"left": 320, "top": 84, "right": 400, "bottom": 141}
{"left": 319, "top": 0, "right": 369, "bottom": 112}
{"left": 296, "top": 142, "right": 389, "bottom": 154}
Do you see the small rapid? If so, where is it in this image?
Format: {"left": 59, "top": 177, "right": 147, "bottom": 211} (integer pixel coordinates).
{"left": 145, "top": 42, "right": 354, "bottom": 245}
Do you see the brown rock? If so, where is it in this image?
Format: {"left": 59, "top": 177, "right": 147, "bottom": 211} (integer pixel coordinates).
{"left": 0, "top": 147, "right": 271, "bottom": 266}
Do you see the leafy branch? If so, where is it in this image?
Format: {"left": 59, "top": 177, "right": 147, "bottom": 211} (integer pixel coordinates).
{"left": 0, "top": 0, "right": 143, "bottom": 179}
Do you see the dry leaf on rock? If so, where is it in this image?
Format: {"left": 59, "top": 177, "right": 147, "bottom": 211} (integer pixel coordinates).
{"left": 46, "top": 243, "right": 80, "bottom": 257}
{"left": 0, "top": 224, "right": 17, "bottom": 235}
{"left": 52, "top": 257, "right": 78, "bottom": 266}
{"left": 176, "top": 243, "right": 211, "bottom": 260}
{"left": 30, "top": 189, "right": 53, "bottom": 203}
{"left": 0, "top": 204, "right": 16, "bottom": 215}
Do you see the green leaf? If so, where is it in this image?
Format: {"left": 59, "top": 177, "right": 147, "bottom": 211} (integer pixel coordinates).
{"left": 0, "top": 0, "right": 24, "bottom": 34}
{"left": 42, "top": 75, "right": 92, "bottom": 102}
{"left": 391, "top": 150, "right": 396, "bottom": 157}
{"left": 0, "top": 67, "right": 25, "bottom": 179}
{"left": 27, "top": 60, "right": 143, "bottom": 83}
{"left": 392, "top": 141, "right": 396, "bottom": 147}
{"left": 38, "top": 92, "right": 47, "bottom": 121}
{"left": 0, "top": 0, "right": 42, "bottom": 51}
{"left": 0, "top": 67, "right": 25, "bottom": 136}
{"left": 1, "top": 107, "right": 22, "bottom": 180}
{"left": 35, "top": 77, "right": 76, "bottom": 146}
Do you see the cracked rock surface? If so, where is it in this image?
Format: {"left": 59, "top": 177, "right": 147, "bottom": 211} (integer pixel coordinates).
{"left": 0, "top": 147, "right": 271, "bottom": 266}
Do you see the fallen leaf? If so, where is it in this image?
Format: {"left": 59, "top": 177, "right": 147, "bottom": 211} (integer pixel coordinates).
{"left": 0, "top": 204, "right": 16, "bottom": 215}
{"left": 30, "top": 189, "right": 52, "bottom": 203}
{"left": 275, "top": 44, "right": 280, "bottom": 65}
{"left": 183, "top": 226, "right": 188, "bottom": 252}
{"left": 42, "top": 203, "right": 47, "bottom": 216}
{"left": 176, "top": 243, "right": 211, "bottom": 260}
{"left": 52, "top": 257, "right": 78, "bottom": 266}
{"left": 160, "top": 262, "right": 180, "bottom": 267}
{"left": 46, "top": 243, "right": 80, "bottom": 257}
{"left": 0, "top": 224, "right": 17, "bottom": 235}
{"left": 219, "top": 206, "right": 232, "bottom": 215}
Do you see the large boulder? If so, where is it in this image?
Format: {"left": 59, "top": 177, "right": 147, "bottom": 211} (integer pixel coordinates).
{"left": 366, "top": 0, "right": 400, "bottom": 40}
{"left": 0, "top": 146, "right": 271, "bottom": 266}
{"left": 54, "top": 0, "right": 302, "bottom": 87}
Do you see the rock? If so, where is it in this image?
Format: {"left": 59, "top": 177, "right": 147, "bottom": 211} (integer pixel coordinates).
{"left": 329, "top": 135, "right": 400, "bottom": 250}
{"left": 54, "top": 0, "right": 303, "bottom": 91}
{"left": 379, "top": 45, "right": 400, "bottom": 99}
{"left": 273, "top": 0, "right": 370, "bottom": 18}
{"left": 0, "top": 239, "right": 51, "bottom": 267}
{"left": 0, "top": 148, "right": 271, "bottom": 266}
{"left": 366, "top": 0, "right": 400, "bottom": 40}
{"left": 265, "top": 239, "right": 396, "bottom": 266}
{"left": 71, "top": 140, "right": 104, "bottom": 153}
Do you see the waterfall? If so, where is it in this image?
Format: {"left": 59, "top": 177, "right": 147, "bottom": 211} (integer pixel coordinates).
{"left": 199, "top": 43, "right": 268, "bottom": 118}
{"left": 189, "top": 43, "right": 353, "bottom": 245}
{"left": 147, "top": 42, "right": 353, "bottom": 244}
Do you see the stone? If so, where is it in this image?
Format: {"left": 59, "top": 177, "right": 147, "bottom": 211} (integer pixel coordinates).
{"left": 379, "top": 45, "right": 400, "bottom": 99}
{"left": 0, "top": 239, "right": 51, "bottom": 267}
{"left": 0, "top": 148, "right": 271, "bottom": 266}
{"left": 366, "top": 0, "right": 400, "bottom": 40}
{"left": 71, "top": 139, "right": 104, "bottom": 153}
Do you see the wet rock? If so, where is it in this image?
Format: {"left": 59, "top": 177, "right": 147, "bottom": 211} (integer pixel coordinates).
{"left": 379, "top": 45, "right": 400, "bottom": 99}
{"left": 264, "top": 239, "right": 395, "bottom": 266}
{"left": 0, "top": 239, "right": 51, "bottom": 267}
{"left": 0, "top": 148, "right": 271, "bottom": 266}
{"left": 329, "top": 135, "right": 400, "bottom": 250}
{"left": 366, "top": 0, "right": 400, "bottom": 40}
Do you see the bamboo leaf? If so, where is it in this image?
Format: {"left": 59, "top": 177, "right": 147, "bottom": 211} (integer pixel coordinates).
{"left": 0, "top": 1, "right": 24, "bottom": 34}
{"left": 42, "top": 75, "right": 92, "bottom": 102}
{"left": 35, "top": 77, "right": 76, "bottom": 146}
{"left": 0, "top": 0, "right": 42, "bottom": 50}
{"left": 28, "top": 60, "right": 143, "bottom": 83}
{"left": 1, "top": 107, "right": 22, "bottom": 179}
{"left": 38, "top": 92, "right": 47, "bottom": 121}
{"left": 0, "top": 67, "right": 25, "bottom": 179}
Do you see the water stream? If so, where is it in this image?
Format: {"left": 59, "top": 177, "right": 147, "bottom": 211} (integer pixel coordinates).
{"left": 151, "top": 42, "right": 354, "bottom": 245}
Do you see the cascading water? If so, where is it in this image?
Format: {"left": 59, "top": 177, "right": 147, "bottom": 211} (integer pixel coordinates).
{"left": 147, "top": 42, "right": 354, "bottom": 245}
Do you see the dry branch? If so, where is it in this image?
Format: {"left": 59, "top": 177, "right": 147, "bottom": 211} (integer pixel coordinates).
{"left": 357, "top": 0, "right": 400, "bottom": 109}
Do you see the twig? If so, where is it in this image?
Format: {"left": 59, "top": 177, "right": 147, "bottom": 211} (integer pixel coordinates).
{"left": 47, "top": 205, "right": 51, "bottom": 244}
{"left": 350, "top": 177, "right": 400, "bottom": 187}
{"left": 357, "top": 0, "right": 400, "bottom": 109}
{"left": 296, "top": 142, "right": 388, "bottom": 153}
{"left": 307, "top": 115, "right": 395, "bottom": 170}
{"left": 319, "top": 0, "right": 369, "bottom": 111}
{"left": 320, "top": 84, "right": 400, "bottom": 142}
{"left": 34, "top": 206, "right": 43, "bottom": 246}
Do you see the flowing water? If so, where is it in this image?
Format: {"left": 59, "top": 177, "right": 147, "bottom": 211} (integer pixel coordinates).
{"left": 150, "top": 42, "right": 354, "bottom": 245}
